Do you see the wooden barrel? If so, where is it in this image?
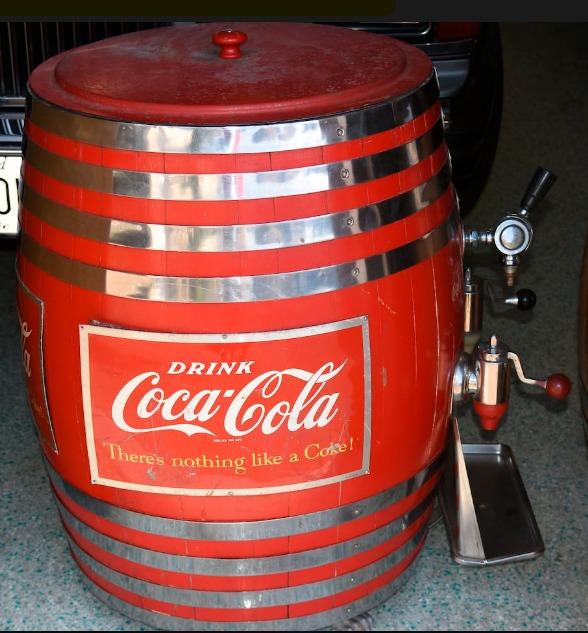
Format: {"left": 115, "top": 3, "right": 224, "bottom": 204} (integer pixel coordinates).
{"left": 16, "top": 23, "right": 463, "bottom": 630}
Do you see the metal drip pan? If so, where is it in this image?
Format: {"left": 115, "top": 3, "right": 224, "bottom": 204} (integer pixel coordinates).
{"left": 440, "top": 426, "right": 545, "bottom": 566}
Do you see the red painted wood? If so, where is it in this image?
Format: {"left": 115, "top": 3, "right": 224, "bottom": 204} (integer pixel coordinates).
{"left": 71, "top": 534, "right": 425, "bottom": 623}
{"left": 29, "top": 23, "right": 432, "bottom": 125}
{"left": 17, "top": 28, "right": 462, "bottom": 625}
{"left": 24, "top": 105, "right": 441, "bottom": 174}
{"left": 545, "top": 373, "right": 572, "bottom": 400}
{"left": 213, "top": 30, "right": 248, "bottom": 60}
{"left": 61, "top": 503, "right": 431, "bottom": 593}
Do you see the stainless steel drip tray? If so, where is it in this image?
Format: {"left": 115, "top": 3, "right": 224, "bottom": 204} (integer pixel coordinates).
{"left": 440, "top": 442, "right": 545, "bottom": 566}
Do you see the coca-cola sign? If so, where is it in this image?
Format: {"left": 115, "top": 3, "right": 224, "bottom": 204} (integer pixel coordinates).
{"left": 16, "top": 276, "right": 57, "bottom": 452}
{"left": 80, "top": 317, "right": 371, "bottom": 495}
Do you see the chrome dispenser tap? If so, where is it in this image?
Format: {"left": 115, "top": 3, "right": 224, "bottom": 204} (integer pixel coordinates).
{"left": 457, "top": 167, "right": 570, "bottom": 432}
{"left": 446, "top": 168, "right": 569, "bottom": 570}
{"left": 453, "top": 335, "right": 571, "bottom": 431}
{"left": 464, "top": 167, "right": 556, "bottom": 287}
{"left": 463, "top": 267, "right": 536, "bottom": 352}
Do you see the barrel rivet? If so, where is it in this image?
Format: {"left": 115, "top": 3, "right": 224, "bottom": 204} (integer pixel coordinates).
{"left": 352, "top": 267, "right": 360, "bottom": 277}
{"left": 341, "top": 168, "right": 350, "bottom": 179}
{"left": 346, "top": 217, "right": 354, "bottom": 227}
{"left": 353, "top": 508, "right": 361, "bottom": 516}
{"left": 336, "top": 127, "right": 345, "bottom": 137}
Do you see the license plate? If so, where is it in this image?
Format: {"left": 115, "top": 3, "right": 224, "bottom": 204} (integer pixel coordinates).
{"left": 0, "top": 154, "right": 22, "bottom": 237}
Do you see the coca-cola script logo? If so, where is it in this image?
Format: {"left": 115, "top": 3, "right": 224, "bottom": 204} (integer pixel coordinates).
{"left": 81, "top": 318, "right": 370, "bottom": 495}
{"left": 111, "top": 360, "right": 345, "bottom": 438}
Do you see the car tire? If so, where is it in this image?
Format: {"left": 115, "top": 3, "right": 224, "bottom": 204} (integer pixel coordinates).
{"left": 445, "top": 24, "right": 503, "bottom": 215}
{"left": 580, "top": 233, "right": 588, "bottom": 446}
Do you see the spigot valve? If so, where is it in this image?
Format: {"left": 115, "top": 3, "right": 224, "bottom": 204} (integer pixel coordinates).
{"left": 464, "top": 166, "right": 556, "bottom": 287}
{"left": 453, "top": 335, "right": 571, "bottom": 432}
{"left": 462, "top": 268, "right": 537, "bottom": 351}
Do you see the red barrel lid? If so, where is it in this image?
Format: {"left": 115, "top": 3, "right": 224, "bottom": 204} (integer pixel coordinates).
{"left": 29, "top": 22, "right": 433, "bottom": 125}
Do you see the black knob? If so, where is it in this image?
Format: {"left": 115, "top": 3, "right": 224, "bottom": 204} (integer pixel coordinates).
{"left": 520, "top": 167, "right": 556, "bottom": 214}
{"left": 516, "top": 288, "right": 536, "bottom": 311}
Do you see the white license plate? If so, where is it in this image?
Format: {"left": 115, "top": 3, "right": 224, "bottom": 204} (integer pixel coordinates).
{"left": 0, "top": 154, "right": 22, "bottom": 237}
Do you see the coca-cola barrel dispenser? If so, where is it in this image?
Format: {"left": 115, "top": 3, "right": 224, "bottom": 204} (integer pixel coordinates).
{"left": 15, "top": 23, "right": 569, "bottom": 630}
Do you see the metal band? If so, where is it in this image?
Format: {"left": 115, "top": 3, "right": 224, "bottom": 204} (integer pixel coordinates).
{"left": 20, "top": 209, "right": 459, "bottom": 303}
{"left": 45, "top": 453, "right": 442, "bottom": 541}
{"left": 58, "top": 492, "right": 433, "bottom": 576}
{"left": 69, "top": 526, "right": 426, "bottom": 608}
{"left": 22, "top": 163, "right": 451, "bottom": 252}
{"left": 79, "top": 552, "right": 418, "bottom": 631}
{"left": 28, "top": 74, "right": 438, "bottom": 154}
{"left": 23, "top": 121, "right": 444, "bottom": 201}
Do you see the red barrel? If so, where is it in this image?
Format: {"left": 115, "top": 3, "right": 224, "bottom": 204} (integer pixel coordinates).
{"left": 16, "top": 23, "right": 463, "bottom": 629}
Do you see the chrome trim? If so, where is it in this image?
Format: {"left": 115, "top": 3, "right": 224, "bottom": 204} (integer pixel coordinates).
{"left": 69, "top": 526, "right": 426, "bottom": 608}
{"left": 0, "top": 112, "right": 24, "bottom": 145}
{"left": 59, "top": 492, "right": 433, "bottom": 575}
{"left": 22, "top": 163, "right": 451, "bottom": 252}
{"left": 28, "top": 74, "right": 438, "bottom": 154}
{"left": 20, "top": 209, "right": 459, "bottom": 303}
{"left": 419, "top": 39, "right": 476, "bottom": 57}
{"left": 0, "top": 96, "right": 26, "bottom": 106}
{"left": 342, "top": 22, "right": 433, "bottom": 40}
{"left": 79, "top": 554, "right": 418, "bottom": 631}
{"left": 438, "top": 418, "right": 485, "bottom": 564}
{"left": 433, "top": 58, "right": 473, "bottom": 99}
{"left": 23, "top": 120, "right": 443, "bottom": 201}
{"left": 0, "top": 147, "right": 22, "bottom": 156}
{"left": 45, "top": 454, "right": 442, "bottom": 540}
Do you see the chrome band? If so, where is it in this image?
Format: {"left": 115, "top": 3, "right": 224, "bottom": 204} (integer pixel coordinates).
{"left": 79, "top": 555, "right": 417, "bottom": 631}
{"left": 22, "top": 163, "right": 451, "bottom": 252}
{"left": 28, "top": 75, "right": 438, "bottom": 154}
{"left": 45, "top": 454, "right": 442, "bottom": 541}
{"left": 20, "top": 209, "right": 459, "bottom": 303}
{"left": 23, "top": 121, "right": 443, "bottom": 201}
{"left": 58, "top": 493, "right": 433, "bottom": 576}
{"left": 69, "top": 526, "right": 426, "bottom": 608}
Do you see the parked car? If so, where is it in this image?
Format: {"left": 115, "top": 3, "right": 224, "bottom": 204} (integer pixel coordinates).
{"left": 0, "top": 21, "right": 502, "bottom": 237}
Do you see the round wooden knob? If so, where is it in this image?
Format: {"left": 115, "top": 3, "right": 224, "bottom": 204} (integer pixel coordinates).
{"left": 213, "top": 30, "right": 248, "bottom": 59}
{"left": 545, "top": 373, "right": 572, "bottom": 400}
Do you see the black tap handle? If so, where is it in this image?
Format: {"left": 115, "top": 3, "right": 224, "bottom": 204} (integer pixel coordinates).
{"left": 520, "top": 167, "right": 556, "bottom": 214}
{"left": 515, "top": 288, "right": 536, "bottom": 311}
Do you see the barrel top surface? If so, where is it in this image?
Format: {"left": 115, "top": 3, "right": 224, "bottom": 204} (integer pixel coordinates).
{"left": 29, "top": 22, "right": 432, "bottom": 125}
